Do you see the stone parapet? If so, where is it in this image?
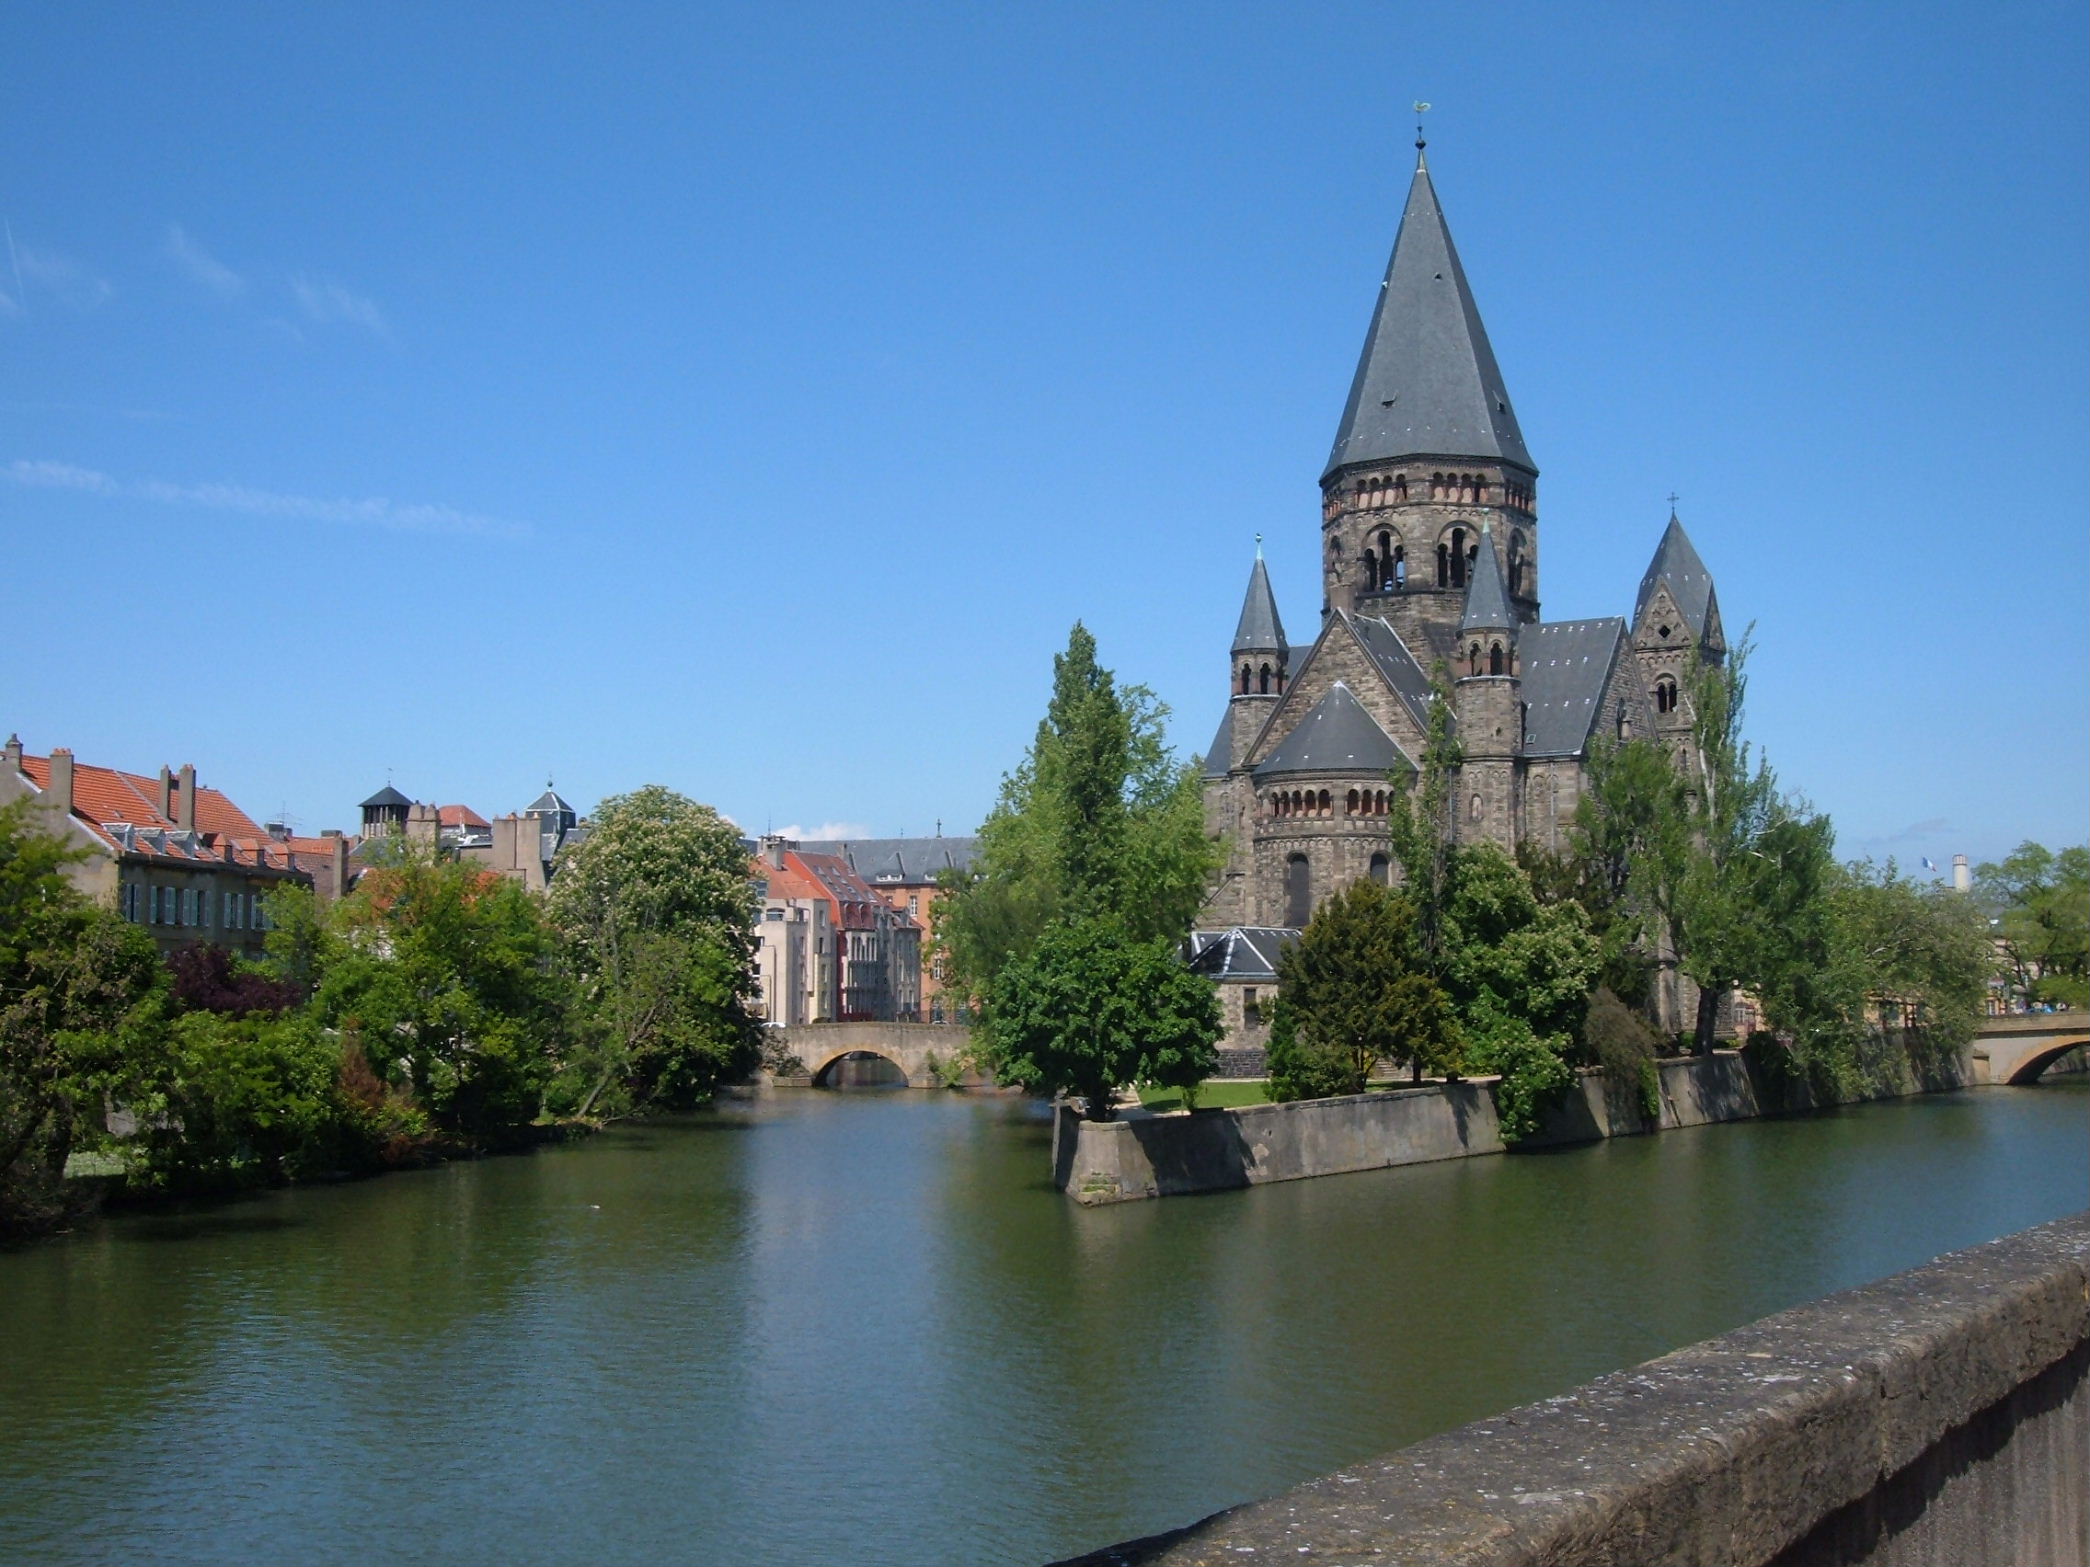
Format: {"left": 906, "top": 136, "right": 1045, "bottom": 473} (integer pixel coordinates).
{"left": 1058, "top": 1212, "right": 2090, "bottom": 1566}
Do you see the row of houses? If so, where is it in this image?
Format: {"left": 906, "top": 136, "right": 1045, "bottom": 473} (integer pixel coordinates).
{"left": 750, "top": 834, "right": 978, "bottom": 1024}
{"left": 1, "top": 734, "right": 976, "bottom": 1025}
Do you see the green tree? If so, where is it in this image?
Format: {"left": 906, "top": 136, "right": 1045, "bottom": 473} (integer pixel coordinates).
{"left": 1270, "top": 880, "right": 1457, "bottom": 1097}
{"left": 544, "top": 784, "right": 762, "bottom": 1115}
{"left": 318, "top": 843, "right": 570, "bottom": 1141}
{"left": 1386, "top": 666, "right": 1461, "bottom": 967}
{"left": 983, "top": 914, "right": 1220, "bottom": 1120}
{"left": 939, "top": 624, "right": 1221, "bottom": 1010}
{"left": 1975, "top": 842, "right": 2090, "bottom": 1008}
{"left": 1560, "top": 734, "right": 1691, "bottom": 1009}
{"left": 0, "top": 800, "right": 164, "bottom": 1235}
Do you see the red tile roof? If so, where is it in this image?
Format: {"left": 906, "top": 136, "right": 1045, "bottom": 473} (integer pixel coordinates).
{"left": 437, "top": 803, "right": 489, "bottom": 828}
{"left": 15, "top": 750, "right": 326, "bottom": 877}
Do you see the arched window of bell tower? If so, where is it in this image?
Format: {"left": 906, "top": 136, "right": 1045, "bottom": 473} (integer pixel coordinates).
{"left": 1508, "top": 530, "right": 1528, "bottom": 597}
{"left": 1450, "top": 527, "right": 1468, "bottom": 587}
{"left": 1393, "top": 476, "right": 1408, "bottom": 502}
{"left": 1393, "top": 546, "right": 1406, "bottom": 587}
{"left": 1468, "top": 640, "right": 1482, "bottom": 676}
{"left": 1258, "top": 663, "right": 1272, "bottom": 695}
{"left": 1655, "top": 676, "right": 1678, "bottom": 715}
{"left": 1240, "top": 664, "right": 1252, "bottom": 694}
{"left": 1489, "top": 642, "right": 1505, "bottom": 676}
{"left": 1436, "top": 543, "right": 1450, "bottom": 587}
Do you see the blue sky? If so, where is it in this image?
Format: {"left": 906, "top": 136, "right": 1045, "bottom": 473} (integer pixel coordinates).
{"left": 4, "top": 2, "right": 2084, "bottom": 866}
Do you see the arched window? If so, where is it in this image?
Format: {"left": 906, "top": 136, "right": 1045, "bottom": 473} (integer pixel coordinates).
{"left": 1346, "top": 788, "right": 1359, "bottom": 814}
{"left": 1508, "top": 531, "right": 1527, "bottom": 597}
{"left": 1469, "top": 793, "right": 1482, "bottom": 823}
{"left": 1489, "top": 641, "right": 1504, "bottom": 676}
{"left": 1436, "top": 543, "right": 1450, "bottom": 586}
{"left": 1393, "top": 546, "right": 1406, "bottom": 587}
{"left": 1468, "top": 640, "right": 1482, "bottom": 676}
{"left": 1394, "top": 476, "right": 1408, "bottom": 503}
{"left": 1318, "top": 790, "right": 1332, "bottom": 816}
{"left": 1376, "top": 531, "right": 1394, "bottom": 589}
{"left": 1374, "top": 790, "right": 1386, "bottom": 814}
{"left": 1259, "top": 663, "right": 1272, "bottom": 695}
{"left": 1362, "top": 549, "right": 1378, "bottom": 592}
{"left": 1240, "top": 664, "right": 1252, "bottom": 694}
{"left": 1450, "top": 527, "right": 1467, "bottom": 587}
{"left": 1617, "top": 702, "right": 1631, "bottom": 740}
{"left": 1369, "top": 852, "right": 1390, "bottom": 886}
{"left": 1655, "top": 677, "right": 1678, "bottom": 715}
{"left": 1432, "top": 472, "right": 1445, "bottom": 500}
{"left": 1285, "top": 853, "right": 1311, "bottom": 929}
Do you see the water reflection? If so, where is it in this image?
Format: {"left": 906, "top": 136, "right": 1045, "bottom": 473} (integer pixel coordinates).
{"left": 0, "top": 1082, "right": 2082, "bottom": 1567}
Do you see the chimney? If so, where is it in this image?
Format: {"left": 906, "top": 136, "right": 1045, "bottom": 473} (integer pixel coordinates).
{"left": 158, "top": 765, "right": 174, "bottom": 823}
{"left": 49, "top": 748, "right": 75, "bottom": 815}
{"left": 760, "top": 833, "right": 788, "bottom": 869}
{"left": 328, "top": 834, "right": 350, "bottom": 903}
{"left": 267, "top": 821, "right": 291, "bottom": 842}
{"left": 3, "top": 734, "right": 20, "bottom": 772}
{"left": 1951, "top": 854, "right": 1972, "bottom": 894}
{"left": 176, "top": 763, "right": 197, "bottom": 831}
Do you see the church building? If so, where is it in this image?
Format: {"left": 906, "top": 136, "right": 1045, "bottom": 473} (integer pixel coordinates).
{"left": 1199, "top": 138, "right": 1726, "bottom": 941}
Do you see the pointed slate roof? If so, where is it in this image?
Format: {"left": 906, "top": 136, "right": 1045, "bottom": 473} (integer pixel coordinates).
{"left": 360, "top": 784, "right": 411, "bottom": 809}
{"left": 1459, "top": 526, "right": 1516, "bottom": 634}
{"left": 1520, "top": 618, "right": 1626, "bottom": 757}
{"left": 1253, "top": 682, "right": 1413, "bottom": 780}
{"left": 525, "top": 787, "right": 575, "bottom": 817}
{"left": 1634, "top": 515, "right": 1719, "bottom": 639}
{"left": 1202, "top": 705, "right": 1234, "bottom": 780}
{"left": 1325, "top": 157, "right": 1533, "bottom": 478}
{"left": 1231, "top": 556, "right": 1288, "bottom": 655}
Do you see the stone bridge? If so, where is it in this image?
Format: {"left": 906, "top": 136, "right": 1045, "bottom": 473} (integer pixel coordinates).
{"left": 1970, "top": 1014, "right": 2089, "bottom": 1085}
{"left": 767, "top": 1022, "right": 979, "bottom": 1088}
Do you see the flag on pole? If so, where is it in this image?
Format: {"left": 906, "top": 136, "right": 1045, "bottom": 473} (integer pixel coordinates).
{"left": 1921, "top": 857, "right": 1939, "bottom": 872}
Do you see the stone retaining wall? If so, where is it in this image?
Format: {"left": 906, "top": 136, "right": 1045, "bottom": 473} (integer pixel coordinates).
{"left": 1059, "top": 1211, "right": 2090, "bottom": 1566}
{"left": 1058, "top": 1050, "right": 1973, "bottom": 1205}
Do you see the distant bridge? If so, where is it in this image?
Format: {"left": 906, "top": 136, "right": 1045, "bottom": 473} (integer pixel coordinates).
{"left": 1970, "top": 1014, "right": 2089, "bottom": 1085}
{"left": 768, "top": 1022, "right": 980, "bottom": 1088}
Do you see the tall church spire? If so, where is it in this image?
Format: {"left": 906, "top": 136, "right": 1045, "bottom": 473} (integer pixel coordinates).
{"left": 1324, "top": 158, "right": 1532, "bottom": 478}
{"left": 1231, "top": 554, "right": 1288, "bottom": 658}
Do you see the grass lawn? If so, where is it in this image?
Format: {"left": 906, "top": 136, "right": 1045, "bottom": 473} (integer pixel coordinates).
{"left": 1134, "top": 1079, "right": 1273, "bottom": 1115}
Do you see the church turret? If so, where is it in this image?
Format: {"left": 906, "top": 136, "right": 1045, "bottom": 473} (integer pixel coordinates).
{"left": 1319, "top": 137, "right": 1539, "bottom": 662}
{"left": 1631, "top": 509, "right": 1724, "bottom": 739}
{"left": 1454, "top": 526, "right": 1521, "bottom": 848}
{"left": 1224, "top": 547, "right": 1289, "bottom": 770}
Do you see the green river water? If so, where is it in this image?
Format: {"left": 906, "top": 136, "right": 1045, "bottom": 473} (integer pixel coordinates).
{"left": 1, "top": 1081, "right": 2084, "bottom": 1566}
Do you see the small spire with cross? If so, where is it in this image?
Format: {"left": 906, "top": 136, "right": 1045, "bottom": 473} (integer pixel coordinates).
{"left": 1255, "top": 531, "right": 1263, "bottom": 560}
{"left": 1413, "top": 101, "right": 1431, "bottom": 168}
{"left": 1667, "top": 491, "right": 1681, "bottom": 520}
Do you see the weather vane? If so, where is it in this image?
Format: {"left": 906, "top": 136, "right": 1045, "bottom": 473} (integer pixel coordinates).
{"left": 1413, "top": 101, "right": 1431, "bottom": 151}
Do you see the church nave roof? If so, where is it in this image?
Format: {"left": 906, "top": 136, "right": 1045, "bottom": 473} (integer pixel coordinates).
{"left": 1252, "top": 681, "right": 1413, "bottom": 780}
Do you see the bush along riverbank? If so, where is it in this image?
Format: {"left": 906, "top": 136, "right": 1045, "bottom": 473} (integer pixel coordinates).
{"left": 1, "top": 786, "right": 766, "bottom": 1241}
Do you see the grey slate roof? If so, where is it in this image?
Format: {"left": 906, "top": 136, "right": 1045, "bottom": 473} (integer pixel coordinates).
{"left": 1634, "top": 516, "right": 1718, "bottom": 640}
{"left": 1203, "top": 705, "right": 1234, "bottom": 780}
{"left": 1231, "top": 556, "right": 1288, "bottom": 655}
{"left": 360, "top": 784, "right": 411, "bottom": 809}
{"left": 1185, "top": 926, "right": 1298, "bottom": 982}
{"left": 1346, "top": 613, "right": 1436, "bottom": 729}
{"left": 1253, "top": 681, "right": 1413, "bottom": 780}
{"left": 1325, "top": 159, "right": 1533, "bottom": 478}
{"left": 525, "top": 788, "right": 576, "bottom": 817}
{"left": 1520, "top": 618, "right": 1625, "bottom": 757}
{"left": 797, "top": 836, "right": 981, "bottom": 886}
{"left": 1459, "top": 526, "right": 1516, "bottom": 633}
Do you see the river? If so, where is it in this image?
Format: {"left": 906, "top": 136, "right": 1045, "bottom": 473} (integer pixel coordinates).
{"left": 1, "top": 1081, "right": 2083, "bottom": 1566}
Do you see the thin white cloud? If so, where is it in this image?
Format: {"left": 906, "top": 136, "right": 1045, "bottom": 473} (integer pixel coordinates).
{"left": 291, "top": 274, "right": 389, "bottom": 337}
{"left": 9, "top": 243, "right": 111, "bottom": 312}
{"left": 7, "top": 459, "right": 527, "bottom": 540}
{"left": 773, "top": 821, "right": 875, "bottom": 842}
{"left": 164, "top": 224, "right": 245, "bottom": 300}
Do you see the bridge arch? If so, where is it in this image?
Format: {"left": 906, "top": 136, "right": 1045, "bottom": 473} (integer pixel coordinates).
{"left": 808, "top": 1048, "right": 910, "bottom": 1088}
{"left": 2004, "top": 1038, "right": 2089, "bottom": 1085}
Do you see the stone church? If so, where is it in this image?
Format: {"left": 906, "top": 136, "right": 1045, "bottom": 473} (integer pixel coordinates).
{"left": 1199, "top": 142, "right": 1726, "bottom": 940}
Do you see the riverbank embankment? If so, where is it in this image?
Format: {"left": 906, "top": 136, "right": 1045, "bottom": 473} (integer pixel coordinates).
{"left": 1055, "top": 1046, "right": 1992, "bottom": 1204}
{"left": 1060, "top": 1209, "right": 2090, "bottom": 1566}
